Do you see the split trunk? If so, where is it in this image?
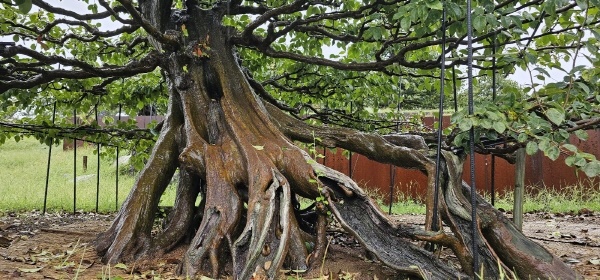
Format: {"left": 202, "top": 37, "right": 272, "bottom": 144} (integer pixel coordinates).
{"left": 95, "top": 5, "right": 581, "bottom": 280}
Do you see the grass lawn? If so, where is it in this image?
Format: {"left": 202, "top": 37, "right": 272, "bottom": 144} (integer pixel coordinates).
{"left": 491, "top": 183, "right": 600, "bottom": 214}
{"left": 0, "top": 138, "right": 177, "bottom": 213}
{"left": 1, "top": 138, "right": 599, "bottom": 215}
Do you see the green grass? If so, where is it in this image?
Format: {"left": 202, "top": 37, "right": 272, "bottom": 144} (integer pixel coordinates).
{"left": 367, "top": 181, "right": 600, "bottom": 215}
{"left": 365, "top": 188, "right": 426, "bottom": 215}
{"left": 491, "top": 183, "right": 600, "bottom": 213}
{"left": 1, "top": 139, "right": 599, "bottom": 215}
{"left": 0, "top": 138, "right": 177, "bottom": 213}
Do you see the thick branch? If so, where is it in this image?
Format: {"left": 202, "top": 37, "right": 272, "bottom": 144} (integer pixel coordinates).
{"left": 240, "top": 0, "right": 308, "bottom": 39}
{"left": 0, "top": 50, "right": 161, "bottom": 93}
{"left": 117, "top": 0, "right": 179, "bottom": 48}
{"left": 266, "top": 103, "right": 433, "bottom": 171}
{"left": 0, "top": 122, "right": 156, "bottom": 144}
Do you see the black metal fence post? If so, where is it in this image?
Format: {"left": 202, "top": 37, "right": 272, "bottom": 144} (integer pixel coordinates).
{"left": 43, "top": 102, "right": 57, "bottom": 214}
{"left": 73, "top": 108, "right": 77, "bottom": 214}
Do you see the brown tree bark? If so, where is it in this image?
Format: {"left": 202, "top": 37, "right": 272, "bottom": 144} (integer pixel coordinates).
{"left": 95, "top": 3, "right": 581, "bottom": 280}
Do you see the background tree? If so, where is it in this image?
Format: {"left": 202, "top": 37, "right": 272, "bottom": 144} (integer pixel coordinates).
{"left": 454, "top": 75, "right": 522, "bottom": 106}
{"left": 1, "top": 0, "right": 598, "bottom": 278}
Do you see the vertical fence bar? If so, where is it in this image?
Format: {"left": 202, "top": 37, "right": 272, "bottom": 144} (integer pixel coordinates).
{"left": 95, "top": 104, "right": 100, "bottom": 213}
{"left": 348, "top": 151, "right": 353, "bottom": 178}
{"left": 389, "top": 82, "right": 403, "bottom": 215}
{"left": 432, "top": 3, "right": 448, "bottom": 232}
{"left": 348, "top": 101, "right": 353, "bottom": 179}
{"left": 452, "top": 67, "right": 458, "bottom": 112}
{"left": 491, "top": 156, "right": 496, "bottom": 206}
{"left": 466, "top": 0, "right": 479, "bottom": 270}
{"left": 115, "top": 146, "right": 119, "bottom": 211}
{"left": 116, "top": 103, "right": 122, "bottom": 211}
{"left": 96, "top": 145, "right": 101, "bottom": 212}
{"left": 73, "top": 109, "right": 77, "bottom": 214}
{"left": 490, "top": 34, "right": 498, "bottom": 206}
{"left": 388, "top": 165, "right": 395, "bottom": 215}
{"left": 43, "top": 102, "right": 57, "bottom": 214}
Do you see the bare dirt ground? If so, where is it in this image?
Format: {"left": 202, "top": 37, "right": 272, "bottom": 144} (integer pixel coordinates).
{"left": 0, "top": 211, "right": 598, "bottom": 279}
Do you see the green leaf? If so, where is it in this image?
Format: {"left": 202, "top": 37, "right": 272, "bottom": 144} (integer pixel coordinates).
{"left": 562, "top": 144, "right": 577, "bottom": 152}
{"left": 448, "top": 2, "right": 462, "bottom": 17}
{"left": 565, "top": 155, "right": 576, "bottom": 166}
{"left": 492, "top": 121, "right": 506, "bottom": 133}
{"left": 400, "top": 17, "right": 411, "bottom": 31}
{"left": 575, "top": 0, "right": 588, "bottom": 10}
{"left": 44, "top": 136, "right": 53, "bottom": 146}
{"left": 426, "top": 0, "right": 444, "bottom": 10}
{"left": 458, "top": 118, "right": 473, "bottom": 131}
{"left": 575, "top": 82, "right": 590, "bottom": 94}
{"left": 485, "top": 14, "right": 497, "bottom": 26}
{"left": 545, "top": 108, "right": 564, "bottom": 125}
{"left": 485, "top": 111, "right": 499, "bottom": 120}
{"left": 574, "top": 130, "right": 588, "bottom": 141}
{"left": 538, "top": 137, "right": 550, "bottom": 151}
{"left": 369, "top": 27, "right": 383, "bottom": 40}
{"left": 574, "top": 157, "right": 587, "bottom": 167}
{"left": 182, "top": 24, "right": 189, "bottom": 37}
{"left": 88, "top": 3, "right": 98, "bottom": 13}
{"left": 114, "top": 263, "right": 128, "bottom": 270}
{"left": 307, "top": 5, "right": 319, "bottom": 17}
{"left": 582, "top": 161, "right": 600, "bottom": 177}
{"left": 18, "top": 0, "right": 32, "bottom": 13}
{"left": 480, "top": 119, "right": 492, "bottom": 129}
{"left": 525, "top": 141, "right": 538, "bottom": 155}
{"left": 393, "top": 11, "right": 404, "bottom": 20}
{"left": 473, "top": 15, "right": 486, "bottom": 31}
{"left": 546, "top": 146, "right": 560, "bottom": 161}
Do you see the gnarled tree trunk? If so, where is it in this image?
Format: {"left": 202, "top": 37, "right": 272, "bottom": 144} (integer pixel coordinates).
{"left": 95, "top": 3, "right": 581, "bottom": 280}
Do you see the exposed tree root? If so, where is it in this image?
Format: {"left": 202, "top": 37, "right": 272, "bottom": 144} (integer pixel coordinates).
{"left": 307, "top": 206, "right": 327, "bottom": 270}
{"left": 95, "top": 94, "right": 181, "bottom": 264}
{"left": 439, "top": 151, "right": 581, "bottom": 279}
{"left": 308, "top": 159, "right": 464, "bottom": 279}
{"left": 151, "top": 169, "right": 201, "bottom": 255}
{"left": 232, "top": 170, "right": 292, "bottom": 278}
{"left": 268, "top": 100, "right": 582, "bottom": 279}
{"left": 95, "top": 10, "right": 582, "bottom": 279}
{"left": 180, "top": 148, "right": 243, "bottom": 277}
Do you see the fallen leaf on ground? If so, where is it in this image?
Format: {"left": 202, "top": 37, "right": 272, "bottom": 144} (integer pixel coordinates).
{"left": 114, "top": 262, "right": 128, "bottom": 270}
{"left": 18, "top": 266, "right": 43, "bottom": 273}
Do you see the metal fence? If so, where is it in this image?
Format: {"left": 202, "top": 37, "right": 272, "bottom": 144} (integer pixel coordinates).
{"left": 62, "top": 115, "right": 599, "bottom": 204}
{"left": 320, "top": 126, "right": 600, "bottom": 203}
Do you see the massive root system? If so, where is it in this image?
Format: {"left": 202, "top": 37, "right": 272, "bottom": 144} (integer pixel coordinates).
{"left": 95, "top": 8, "right": 580, "bottom": 279}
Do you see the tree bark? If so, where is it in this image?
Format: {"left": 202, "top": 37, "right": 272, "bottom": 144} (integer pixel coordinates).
{"left": 95, "top": 4, "right": 581, "bottom": 280}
